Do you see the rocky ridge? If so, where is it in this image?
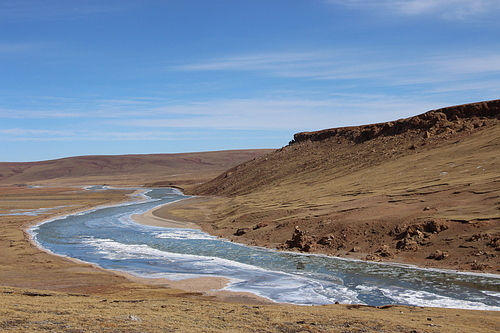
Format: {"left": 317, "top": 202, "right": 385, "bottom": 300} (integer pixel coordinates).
{"left": 188, "top": 100, "right": 500, "bottom": 273}
{"left": 292, "top": 100, "right": 499, "bottom": 144}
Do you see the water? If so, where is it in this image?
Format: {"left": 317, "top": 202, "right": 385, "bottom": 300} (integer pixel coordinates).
{"left": 29, "top": 188, "right": 500, "bottom": 309}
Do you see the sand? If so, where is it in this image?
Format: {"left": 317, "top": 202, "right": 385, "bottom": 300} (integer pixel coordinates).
{"left": 131, "top": 196, "right": 209, "bottom": 229}
{"left": 130, "top": 196, "right": 277, "bottom": 303}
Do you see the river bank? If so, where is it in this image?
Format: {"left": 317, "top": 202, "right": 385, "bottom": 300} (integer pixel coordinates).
{"left": 1, "top": 186, "right": 499, "bottom": 332}
{"left": 149, "top": 195, "right": 500, "bottom": 276}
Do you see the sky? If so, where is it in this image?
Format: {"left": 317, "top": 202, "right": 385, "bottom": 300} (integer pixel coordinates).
{"left": 1, "top": 0, "right": 499, "bottom": 162}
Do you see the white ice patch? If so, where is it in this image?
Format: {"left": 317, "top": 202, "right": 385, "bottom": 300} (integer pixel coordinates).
{"left": 481, "top": 290, "right": 500, "bottom": 299}
{"left": 355, "top": 285, "right": 379, "bottom": 292}
{"left": 81, "top": 237, "right": 272, "bottom": 271}
{"left": 153, "top": 229, "right": 217, "bottom": 240}
{"left": 79, "top": 236, "right": 360, "bottom": 305}
{"left": 0, "top": 205, "right": 72, "bottom": 216}
{"left": 379, "top": 287, "right": 500, "bottom": 311}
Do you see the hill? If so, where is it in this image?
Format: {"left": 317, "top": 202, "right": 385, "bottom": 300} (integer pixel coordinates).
{"left": 0, "top": 150, "right": 273, "bottom": 189}
{"left": 183, "top": 100, "right": 500, "bottom": 273}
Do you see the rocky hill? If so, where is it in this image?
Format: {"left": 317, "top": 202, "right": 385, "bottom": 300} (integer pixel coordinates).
{"left": 0, "top": 150, "right": 273, "bottom": 188}
{"left": 186, "top": 100, "right": 500, "bottom": 273}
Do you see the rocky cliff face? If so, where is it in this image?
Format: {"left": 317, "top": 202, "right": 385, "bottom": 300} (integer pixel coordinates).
{"left": 191, "top": 99, "right": 500, "bottom": 197}
{"left": 291, "top": 100, "right": 500, "bottom": 145}
{"left": 189, "top": 100, "right": 500, "bottom": 273}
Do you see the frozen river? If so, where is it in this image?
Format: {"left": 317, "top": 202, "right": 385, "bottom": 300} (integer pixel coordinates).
{"left": 29, "top": 187, "right": 500, "bottom": 309}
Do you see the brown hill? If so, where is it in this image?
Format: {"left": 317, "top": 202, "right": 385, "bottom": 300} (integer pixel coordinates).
{"left": 183, "top": 100, "right": 500, "bottom": 273}
{"left": 0, "top": 150, "right": 273, "bottom": 189}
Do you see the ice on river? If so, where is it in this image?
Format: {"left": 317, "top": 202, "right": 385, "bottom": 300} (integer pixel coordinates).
{"left": 29, "top": 188, "right": 500, "bottom": 310}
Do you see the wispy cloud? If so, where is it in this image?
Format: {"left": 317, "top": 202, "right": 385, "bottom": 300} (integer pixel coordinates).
{"left": 0, "top": 1, "right": 124, "bottom": 21}
{"left": 111, "top": 97, "right": 437, "bottom": 132}
{"left": 0, "top": 42, "right": 54, "bottom": 56}
{"left": 437, "top": 54, "right": 500, "bottom": 75}
{"left": 174, "top": 50, "right": 401, "bottom": 82}
{"left": 175, "top": 52, "right": 329, "bottom": 72}
{"left": 0, "top": 93, "right": 440, "bottom": 143}
{"left": 326, "top": 0, "right": 500, "bottom": 20}
{"left": 0, "top": 128, "right": 71, "bottom": 136}
{"left": 174, "top": 49, "right": 500, "bottom": 90}
{"left": 0, "top": 108, "right": 89, "bottom": 119}
{"left": 0, "top": 127, "right": 184, "bottom": 142}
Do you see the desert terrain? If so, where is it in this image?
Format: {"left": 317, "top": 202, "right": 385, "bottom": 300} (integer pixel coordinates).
{"left": 177, "top": 100, "right": 500, "bottom": 274}
{"left": 1, "top": 101, "right": 500, "bottom": 331}
{"left": 1, "top": 186, "right": 499, "bottom": 332}
{"left": 0, "top": 149, "right": 273, "bottom": 189}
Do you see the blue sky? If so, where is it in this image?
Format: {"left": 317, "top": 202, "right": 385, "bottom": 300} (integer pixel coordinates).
{"left": 1, "top": 0, "right": 499, "bottom": 162}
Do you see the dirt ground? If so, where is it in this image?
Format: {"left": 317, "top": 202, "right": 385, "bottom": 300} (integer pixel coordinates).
{"left": 183, "top": 106, "right": 500, "bottom": 275}
{"left": 1, "top": 186, "right": 499, "bottom": 332}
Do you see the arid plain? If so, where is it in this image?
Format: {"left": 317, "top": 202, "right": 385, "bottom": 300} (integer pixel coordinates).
{"left": 1, "top": 101, "right": 500, "bottom": 332}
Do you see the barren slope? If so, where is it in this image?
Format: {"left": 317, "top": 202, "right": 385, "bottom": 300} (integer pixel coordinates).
{"left": 186, "top": 100, "right": 500, "bottom": 273}
{"left": 0, "top": 149, "right": 273, "bottom": 189}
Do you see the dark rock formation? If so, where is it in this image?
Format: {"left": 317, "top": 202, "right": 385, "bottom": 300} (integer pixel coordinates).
{"left": 427, "top": 250, "right": 449, "bottom": 260}
{"left": 280, "top": 226, "right": 316, "bottom": 252}
{"left": 291, "top": 100, "right": 500, "bottom": 145}
{"left": 234, "top": 228, "right": 251, "bottom": 236}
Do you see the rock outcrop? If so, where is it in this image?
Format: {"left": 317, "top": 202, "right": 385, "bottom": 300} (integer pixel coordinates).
{"left": 188, "top": 99, "right": 500, "bottom": 273}
{"left": 279, "top": 226, "right": 316, "bottom": 252}
{"left": 291, "top": 100, "right": 500, "bottom": 145}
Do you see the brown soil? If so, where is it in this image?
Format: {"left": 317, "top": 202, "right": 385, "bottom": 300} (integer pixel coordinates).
{"left": 3, "top": 187, "right": 499, "bottom": 332}
{"left": 184, "top": 100, "right": 500, "bottom": 274}
{"left": 1, "top": 100, "right": 500, "bottom": 331}
{"left": 0, "top": 149, "right": 273, "bottom": 190}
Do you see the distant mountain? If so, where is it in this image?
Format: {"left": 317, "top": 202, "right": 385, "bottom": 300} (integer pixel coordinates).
{"left": 187, "top": 100, "right": 500, "bottom": 273}
{"left": 0, "top": 149, "right": 274, "bottom": 188}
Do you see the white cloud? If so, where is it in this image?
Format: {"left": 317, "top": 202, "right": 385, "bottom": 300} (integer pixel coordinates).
{"left": 174, "top": 50, "right": 406, "bottom": 82}
{"left": 111, "top": 97, "right": 437, "bottom": 131}
{"left": 0, "top": 128, "right": 70, "bottom": 136}
{"left": 174, "top": 49, "right": 500, "bottom": 89}
{"left": 0, "top": 1, "right": 124, "bottom": 22}
{"left": 438, "top": 54, "right": 500, "bottom": 75}
{"left": 0, "top": 127, "right": 184, "bottom": 142}
{"left": 326, "top": 0, "right": 500, "bottom": 19}
{"left": 175, "top": 52, "right": 328, "bottom": 72}
{"left": 0, "top": 42, "right": 52, "bottom": 56}
{"left": 0, "top": 108, "right": 89, "bottom": 119}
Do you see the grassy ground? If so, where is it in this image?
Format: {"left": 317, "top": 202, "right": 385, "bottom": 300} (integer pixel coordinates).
{"left": 1, "top": 186, "right": 499, "bottom": 332}
{"left": 181, "top": 120, "right": 500, "bottom": 274}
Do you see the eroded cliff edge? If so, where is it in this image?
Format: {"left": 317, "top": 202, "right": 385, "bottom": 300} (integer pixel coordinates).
{"left": 185, "top": 100, "right": 500, "bottom": 273}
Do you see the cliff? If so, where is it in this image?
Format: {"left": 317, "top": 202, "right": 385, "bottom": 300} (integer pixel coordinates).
{"left": 292, "top": 99, "right": 500, "bottom": 144}
{"left": 187, "top": 100, "right": 500, "bottom": 273}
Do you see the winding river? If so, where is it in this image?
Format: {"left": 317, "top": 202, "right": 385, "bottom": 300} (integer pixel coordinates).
{"left": 29, "top": 187, "right": 500, "bottom": 310}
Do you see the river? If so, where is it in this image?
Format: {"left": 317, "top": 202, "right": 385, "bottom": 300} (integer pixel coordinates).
{"left": 28, "top": 187, "right": 500, "bottom": 309}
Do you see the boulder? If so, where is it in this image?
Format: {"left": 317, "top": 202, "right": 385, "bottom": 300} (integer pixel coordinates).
{"left": 281, "top": 226, "right": 316, "bottom": 252}
{"left": 427, "top": 250, "right": 448, "bottom": 260}
{"left": 396, "top": 238, "right": 420, "bottom": 251}
{"left": 317, "top": 234, "right": 335, "bottom": 246}
{"left": 234, "top": 228, "right": 250, "bottom": 236}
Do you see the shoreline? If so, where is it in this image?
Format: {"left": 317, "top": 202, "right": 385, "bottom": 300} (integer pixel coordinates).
{"left": 2, "top": 186, "right": 499, "bottom": 332}
{"left": 20, "top": 189, "right": 500, "bottom": 308}
{"left": 131, "top": 196, "right": 208, "bottom": 229}
{"left": 130, "top": 195, "right": 276, "bottom": 304}
{"left": 142, "top": 195, "right": 500, "bottom": 278}
{"left": 25, "top": 193, "right": 274, "bottom": 305}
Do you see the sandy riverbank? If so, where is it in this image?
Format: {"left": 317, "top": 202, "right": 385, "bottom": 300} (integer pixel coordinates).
{"left": 1, "top": 186, "right": 499, "bottom": 332}
{"left": 131, "top": 196, "right": 209, "bottom": 229}
{"left": 130, "top": 196, "right": 277, "bottom": 304}
{"left": 21, "top": 192, "right": 273, "bottom": 305}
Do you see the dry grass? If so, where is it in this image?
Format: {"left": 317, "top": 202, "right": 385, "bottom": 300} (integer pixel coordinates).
{"left": 2, "top": 285, "right": 500, "bottom": 333}
{"left": 183, "top": 117, "right": 500, "bottom": 273}
{"left": 1, "top": 187, "right": 499, "bottom": 332}
{"left": 0, "top": 150, "right": 273, "bottom": 189}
